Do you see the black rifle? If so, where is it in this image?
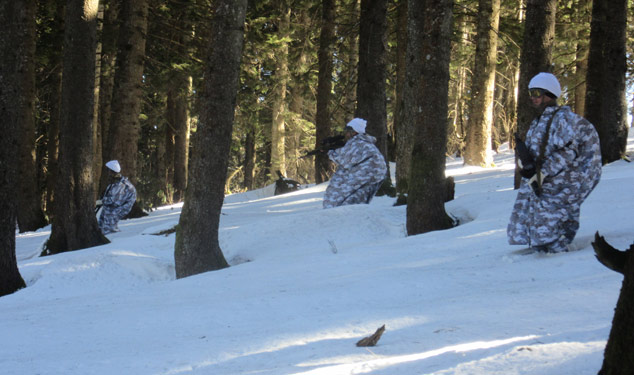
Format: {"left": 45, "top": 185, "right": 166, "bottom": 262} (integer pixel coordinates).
{"left": 514, "top": 133, "right": 535, "bottom": 178}
{"left": 302, "top": 135, "right": 346, "bottom": 158}
{"left": 514, "top": 133, "right": 541, "bottom": 195}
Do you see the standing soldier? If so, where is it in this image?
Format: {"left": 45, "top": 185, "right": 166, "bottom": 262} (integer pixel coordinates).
{"left": 508, "top": 73, "right": 602, "bottom": 253}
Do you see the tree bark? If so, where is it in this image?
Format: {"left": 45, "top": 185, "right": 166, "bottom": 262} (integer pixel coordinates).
{"left": 243, "top": 125, "right": 256, "bottom": 191}
{"left": 16, "top": 0, "right": 48, "bottom": 232}
{"left": 356, "top": 0, "right": 388, "bottom": 158}
{"left": 572, "top": 0, "right": 590, "bottom": 116}
{"left": 166, "top": 0, "right": 193, "bottom": 202}
{"left": 585, "top": 0, "right": 628, "bottom": 164}
{"left": 163, "top": 90, "right": 177, "bottom": 203}
{"left": 464, "top": 0, "right": 500, "bottom": 167}
{"left": 97, "top": 0, "right": 121, "bottom": 195}
{"left": 104, "top": 0, "right": 149, "bottom": 188}
{"left": 0, "top": 0, "right": 28, "bottom": 297}
{"left": 270, "top": 2, "right": 290, "bottom": 180}
{"left": 174, "top": 0, "right": 247, "bottom": 278}
{"left": 172, "top": 77, "right": 191, "bottom": 202}
{"left": 43, "top": 0, "right": 66, "bottom": 219}
{"left": 46, "top": 0, "right": 109, "bottom": 254}
{"left": 591, "top": 233, "right": 634, "bottom": 375}
{"left": 394, "top": 0, "right": 410, "bottom": 194}
{"left": 315, "top": 0, "right": 336, "bottom": 184}
{"left": 514, "top": 0, "right": 556, "bottom": 189}
{"left": 406, "top": 0, "right": 454, "bottom": 236}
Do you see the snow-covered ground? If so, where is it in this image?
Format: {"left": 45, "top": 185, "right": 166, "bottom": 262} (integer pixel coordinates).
{"left": 3, "top": 131, "right": 634, "bottom": 375}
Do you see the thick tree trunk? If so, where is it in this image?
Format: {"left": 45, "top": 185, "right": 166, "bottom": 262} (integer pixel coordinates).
{"left": 394, "top": 0, "right": 410, "bottom": 194}
{"left": 174, "top": 0, "right": 247, "bottom": 278}
{"left": 464, "top": 0, "right": 500, "bottom": 167}
{"left": 105, "top": 0, "right": 148, "bottom": 189}
{"left": 0, "top": 0, "right": 28, "bottom": 296}
{"left": 585, "top": 0, "right": 628, "bottom": 164}
{"left": 406, "top": 0, "right": 454, "bottom": 236}
{"left": 356, "top": 0, "right": 388, "bottom": 158}
{"left": 16, "top": 0, "right": 47, "bottom": 232}
{"left": 315, "top": 0, "right": 336, "bottom": 184}
{"left": 514, "top": 0, "right": 556, "bottom": 189}
{"left": 46, "top": 0, "right": 109, "bottom": 254}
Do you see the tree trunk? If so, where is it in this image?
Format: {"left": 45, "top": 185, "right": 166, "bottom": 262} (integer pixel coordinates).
{"left": 0, "top": 0, "right": 28, "bottom": 296}
{"left": 315, "top": 0, "right": 336, "bottom": 184}
{"left": 585, "top": 0, "right": 628, "bottom": 164}
{"left": 573, "top": 0, "right": 590, "bottom": 116}
{"left": 335, "top": 0, "right": 359, "bottom": 125}
{"left": 16, "top": 0, "right": 48, "bottom": 232}
{"left": 464, "top": 0, "right": 500, "bottom": 167}
{"left": 92, "top": 3, "right": 105, "bottom": 200}
{"left": 43, "top": 0, "right": 66, "bottom": 219}
{"left": 243, "top": 125, "right": 256, "bottom": 191}
{"left": 394, "top": 0, "right": 410, "bottom": 194}
{"left": 166, "top": 0, "right": 193, "bottom": 202}
{"left": 270, "top": 3, "right": 290, "bottom": 180}
{"left": 174, "top": 0, "right": 247, "bottom": 278}
{"left": 514, "top": 0, "right": 556, "bottom": 189}
{"left": 104, "top": 0, "right": 149, "bottom": 189}
{"left": 172, "top": 76, "right": 191, "bottom": 202}
{"left": 97, "top": 0, "right": 121, "bottom": 195}
{"left": 46, "top": 0, "right": 109, "bottom": 255}
{"left": 447, "top": 11, "right": 470, "bottom": 157}
{"left": 356, "top": 0, "right": 388, "bottom": 158}
{"left": 406, "top": 0, "right": 454, "bottom": 236}
{"left": 591, "top": 234, "right": 634, "bottom": 375}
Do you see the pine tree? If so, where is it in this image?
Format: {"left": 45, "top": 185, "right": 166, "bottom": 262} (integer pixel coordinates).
{"left": 174, "top": 0, "right": 248, "bottom": 278}
{"left": 464, "top": 0, "right": 500, "bottom": 167}
{"left": 406, "top": 0, "right": 455, "bottom": 235}
{"left": 315, "top": 0, "right": 336, "bottom": 184}
{"left": 0, "top": 0, "right": 28, "bottom": 296}
{"left": 16, "top": 0, "right": 48, "bottom": 232}
{"left": 46, "top": 0, "right": 109, "bottom": 254}
{"left": 585, "top": 0, "right": 628, "bottom": 164}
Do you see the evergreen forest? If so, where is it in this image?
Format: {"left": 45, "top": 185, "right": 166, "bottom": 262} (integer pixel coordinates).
{"left": 5, "top": 0, "right": 632, "bottom": 223}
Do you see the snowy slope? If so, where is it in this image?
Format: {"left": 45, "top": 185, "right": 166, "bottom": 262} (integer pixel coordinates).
{"left": 3, "top": 132, "right": 634, "bottom": 375}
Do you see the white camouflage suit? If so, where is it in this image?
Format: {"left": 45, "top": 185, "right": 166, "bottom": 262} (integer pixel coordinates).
{"left": 507, "top": 105, "right": 602, "bottom": 251}
{"left": 323, "top": 133, "right": 387, "bottom": 209}
{"left": 98, "top": 176, "right": 137, "bottom": 234}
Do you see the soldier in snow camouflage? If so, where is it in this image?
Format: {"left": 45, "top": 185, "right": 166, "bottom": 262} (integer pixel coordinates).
{"left": 323, "top": 118, "right": 387, "bottom": 209}
{"left": 98, "top": 160, "right": 137, "bottom": 235}
{"left": 508, "top": 73, "right": 602, "bottom": 253}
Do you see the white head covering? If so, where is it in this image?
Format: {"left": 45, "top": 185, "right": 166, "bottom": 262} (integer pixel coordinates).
{"left": 346, "top": 118, "right": 367, "bottom": 134}
{"left": 105, "top": 160, "right": 121, "bottom": 173}
{"left": 528, "top": 72, "right": 562, "bottom": 98}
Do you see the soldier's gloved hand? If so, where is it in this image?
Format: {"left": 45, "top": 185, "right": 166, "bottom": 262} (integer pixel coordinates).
{"left": 528, "top": 172, "right": 544, "bottom": 196}
{"left": 95, "top": 199, "right": 103, "bottom": 206}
